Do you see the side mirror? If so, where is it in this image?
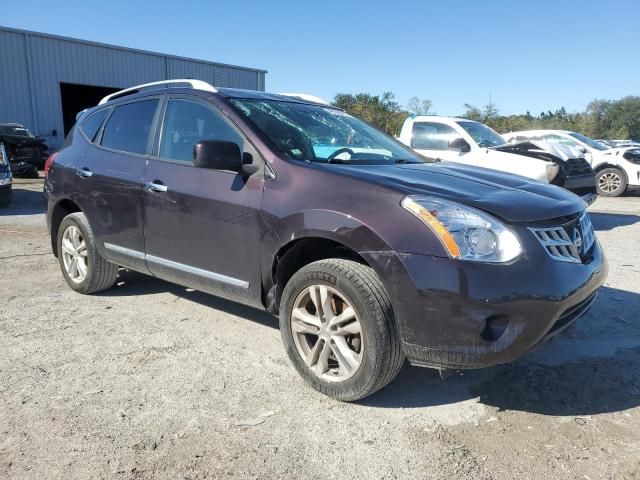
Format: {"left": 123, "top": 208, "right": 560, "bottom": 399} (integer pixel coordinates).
{"left": 449, "top": 137, "right": 471, "bottom": 153}
{"left": 193, "top": 140, "right": 242, "bottom": 171}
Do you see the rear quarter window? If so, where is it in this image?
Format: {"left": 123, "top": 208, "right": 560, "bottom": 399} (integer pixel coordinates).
{"left": 101, "top": 100, "right": 158, "bottom": 155}
{"left": 80, "top": 109, "right": 109, "bottom": 142}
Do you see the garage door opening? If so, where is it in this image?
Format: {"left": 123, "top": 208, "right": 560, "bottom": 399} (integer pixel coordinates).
{"left": 60, "top": 83, "right": 120, "bottom": 135}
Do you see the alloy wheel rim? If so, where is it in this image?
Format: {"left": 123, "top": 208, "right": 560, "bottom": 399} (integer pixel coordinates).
{"left": 290, "top": 284, "right": 363, "bottom": 382}
{"left": 61, "top": 225, "right": 88, "bottom": 283}
{"left": 598, "top": 172, "right": 621, "bottom": 193}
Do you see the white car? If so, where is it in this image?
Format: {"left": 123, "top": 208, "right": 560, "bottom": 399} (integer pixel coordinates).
{"left": 398, "top": 116, "right": 596, "bottom": 202}
{"left": 502, "top": 130, "right": 640, "bottom": 197}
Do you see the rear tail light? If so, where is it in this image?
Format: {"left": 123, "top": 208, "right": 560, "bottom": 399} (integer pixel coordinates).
{"left": 44, "top": 152, "right": 59, "bottom": 176}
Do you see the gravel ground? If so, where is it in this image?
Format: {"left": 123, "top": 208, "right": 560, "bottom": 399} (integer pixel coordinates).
{"left": 1, "top": 179, "right": 639, "bottom": 480}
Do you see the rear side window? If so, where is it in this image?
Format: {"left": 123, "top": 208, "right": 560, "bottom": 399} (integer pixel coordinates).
{"left": 159, "top": 99, "right": 243, "bottom": 163}
{"left": 101, "top": 100, "right": 158, "bottom": 155}
{"left": 80, "top": 109, "right": 109, "bottom": 142}
{"left": 411, "top": 122, "right": 457, "bottom": 150}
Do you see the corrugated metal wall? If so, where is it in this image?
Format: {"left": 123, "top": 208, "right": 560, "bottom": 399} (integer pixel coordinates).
{"left": 0, "top": 27, "right": 266, "bottom": 148}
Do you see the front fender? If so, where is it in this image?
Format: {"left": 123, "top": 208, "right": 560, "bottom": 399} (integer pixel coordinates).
{"left": 260, "top": 209, "right": 395, "bottom": 289}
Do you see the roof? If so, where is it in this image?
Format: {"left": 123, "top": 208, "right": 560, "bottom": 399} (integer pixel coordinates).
{"left": 97, "top": 83, "right": 334, "bottom": 107}
{"left": 408, "top": 115, "right": 480, "bottom": 123}
{"left": 504, "top": 129, "right": 573, "bottom": 135}
{"left": 216, "top": 88, "right": 331, "bottom": 105}
{"left": 0, "top": 122, "right": 24, "bottom": 127}
{"left": 0, "top": 25, "right": 267, "bottom": 74}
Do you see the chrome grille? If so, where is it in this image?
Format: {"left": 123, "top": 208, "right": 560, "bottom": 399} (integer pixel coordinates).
{"left": 578, "top": 212, "right": 595, "bottom": 254}
{"left": 529, "top": 212, "right": 595, "bottom": 264}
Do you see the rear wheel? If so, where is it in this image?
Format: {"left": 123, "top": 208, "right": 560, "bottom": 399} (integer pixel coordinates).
{"left": 596, "top": 167, "right": 627, "bottom": 197}
{"left": 279, "top": 259, "right": 404, "bottom": 401}
{"left": 57, "top": 212, "right": 118, "bottom": 294}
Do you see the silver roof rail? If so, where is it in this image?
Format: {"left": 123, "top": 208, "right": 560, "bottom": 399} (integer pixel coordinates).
{"left": 98, "top": 79, "right": 218, "bottom": 105}
{"left": 278, "top": 93, "right": 330, "bottom": 105}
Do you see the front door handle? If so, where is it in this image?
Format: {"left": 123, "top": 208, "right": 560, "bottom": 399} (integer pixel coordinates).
{"left": 77, "top": 167, "right": 93, "bottom": 178}
{"left": 145, "top": 181, "right": 168, "bottom": 193}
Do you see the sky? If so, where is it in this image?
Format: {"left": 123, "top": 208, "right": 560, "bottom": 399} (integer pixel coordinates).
{"left": 3, "top": 0, "right": 639, "bottom": 116}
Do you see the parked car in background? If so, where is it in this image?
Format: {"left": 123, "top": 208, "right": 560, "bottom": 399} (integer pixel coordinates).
{"left": 45, "top": 80, "right": 607, "bottom": 401}
{"left": 0, "top": 122, "right": 49, "bottom": 175}
{"left": 398, "top": 116, "right": 596, "bottom": 203}
{"left": 503, "top": 130, "right": 640, "bottom": 197}
{"left": 0, "top": 144, "right": 13, "bottom": 207}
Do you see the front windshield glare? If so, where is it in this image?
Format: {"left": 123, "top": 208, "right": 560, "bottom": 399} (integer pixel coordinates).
{"left": 229, "top": 99, "right": 426, "bottom": 165}
{"left": 456, "top": 121, "right": 505, "bottom": 148}
{"left": 569, "top": 132, "right": 608, "bottom": 151}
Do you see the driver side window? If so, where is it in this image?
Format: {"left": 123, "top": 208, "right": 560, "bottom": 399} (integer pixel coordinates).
{"left": 159, "top": 99, "right": 244, "bottom": 163}
{"left": 545, "top": 134, "right": 578, "bottom": 147}
{"left": 411, "top": 122, "right": 458, "bottom": 150}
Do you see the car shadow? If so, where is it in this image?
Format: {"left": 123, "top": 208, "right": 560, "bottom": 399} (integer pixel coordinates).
{"left": 97, "top": 269, "right": 278, "bottom": 330}
{"left": 0, "top": 187, "right": 44, "bottom": 216}
{"left": 92, "top": 270, "right": 639, "bottom": 417}
{"left": 360, "top": 286, "right": 640, "bottom": 416}
{"left": 589, "top": 211, "right": 640, "bottom": 231}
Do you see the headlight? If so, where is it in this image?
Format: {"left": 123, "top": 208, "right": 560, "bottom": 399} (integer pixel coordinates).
{"left": 546, "top": 163, "right": 560, "bottom": 182}
{"left": 401, "top": 196, "right": 522, "bottom": 263}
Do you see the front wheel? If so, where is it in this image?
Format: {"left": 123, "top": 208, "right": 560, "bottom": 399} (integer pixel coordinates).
{"left": 279, "top": 259, "right": 404, "bottom": 401}
{"left": 596, "top": 167, "right": 627, "bottom": 197}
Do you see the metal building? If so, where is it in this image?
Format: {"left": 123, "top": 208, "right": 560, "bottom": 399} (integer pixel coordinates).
{"left": 0, "top": 26, "right": 267, "bottom": 149}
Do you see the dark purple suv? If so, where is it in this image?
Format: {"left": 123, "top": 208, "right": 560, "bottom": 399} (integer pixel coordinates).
{"left": 44, "top": 80, "right": 607, "bottom": 401}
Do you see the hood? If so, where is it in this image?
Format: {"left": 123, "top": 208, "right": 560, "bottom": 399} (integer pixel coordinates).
{"left": 493, "top": 140, "right": 581, "bottom": 162}
{"left": 321, "top": 162, "right": 585, "bottom": 223}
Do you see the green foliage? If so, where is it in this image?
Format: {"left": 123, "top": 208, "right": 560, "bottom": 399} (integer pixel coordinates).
{"left": 332, "top": 92, "right": 407, "bottom": 136}
{"left": 462, "top": 97, "right": 640, "bottom": 140}
{"left": 333, "top": 92, "right": 640, "bottom": 141}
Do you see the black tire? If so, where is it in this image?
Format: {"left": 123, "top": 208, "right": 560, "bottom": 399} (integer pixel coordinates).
{"left": 0, "top": 190, "right": 11, "bottom": 208}
{"left": 279, "top": 259, "right": 404, "bottom": 401}
{"left": 57, "top": 212, "right": 118, "bottom": 294}
{"left": 596, "top": 167, "right": 627, "bottom": 197}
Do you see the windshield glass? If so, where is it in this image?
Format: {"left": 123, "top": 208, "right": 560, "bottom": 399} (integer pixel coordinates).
{"left": 456, "top": 121, "right": 505, "bottom": 148}
{"left": 229, "top": 99, "right": 426, "bottom": 164}
{"left": 0, "top": 125, "right": 32, "bottom": 137}
{"left": 569, "top": 132, "right": 609, "bottom": 151}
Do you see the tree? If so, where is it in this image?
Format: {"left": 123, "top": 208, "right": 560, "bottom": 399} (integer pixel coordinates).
{"left": 406, "top": 96, "right": 432, "bottom": 115}
{"left": 333, "top": 92, "right": 407, "bottom": 135}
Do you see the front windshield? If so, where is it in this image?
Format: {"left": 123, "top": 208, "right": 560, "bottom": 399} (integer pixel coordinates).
{"left": 0, "top": 125, "right": 32, "bottom": 137}
{"left": 456, "top": 121, "right": 505, "bottom": 148}
{"left": 229, "top": 99, "right": 426, "bottom": 165}
{"left": 569, "top": 132, "right": 609, "bottom": 151}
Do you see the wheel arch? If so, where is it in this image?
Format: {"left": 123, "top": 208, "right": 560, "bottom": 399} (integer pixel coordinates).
{"left": 261, "top": 210, "right": 395, "bottom": 315}
{"left": 593, "top": 163, "right": 629, "bottom": 182}
{"left": 49, "top": 198, "right": 82, "bottom": 257}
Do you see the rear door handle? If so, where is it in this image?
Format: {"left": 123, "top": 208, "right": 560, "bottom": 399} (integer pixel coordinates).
{"left": 145, "top": 181, "right": 168, "bottom": 193}
{"left": 77, "top": 167, "right": 93, "bottom": 178}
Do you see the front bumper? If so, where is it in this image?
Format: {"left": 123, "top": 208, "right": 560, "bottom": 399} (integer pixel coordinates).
{"left": 561, "top": 173, "right": 597, "bottom": 201}
{"left": 362, "top": 226, "right": 607, "bottom": 370}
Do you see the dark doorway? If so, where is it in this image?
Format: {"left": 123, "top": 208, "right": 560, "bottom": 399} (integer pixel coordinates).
{"left": 60, "top": 83, "right": 120, "bottom": 135}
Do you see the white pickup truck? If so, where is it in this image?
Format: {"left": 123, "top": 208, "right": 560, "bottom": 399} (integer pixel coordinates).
{"left": 398, "top": 116, "right": 596, "bottom": 202}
